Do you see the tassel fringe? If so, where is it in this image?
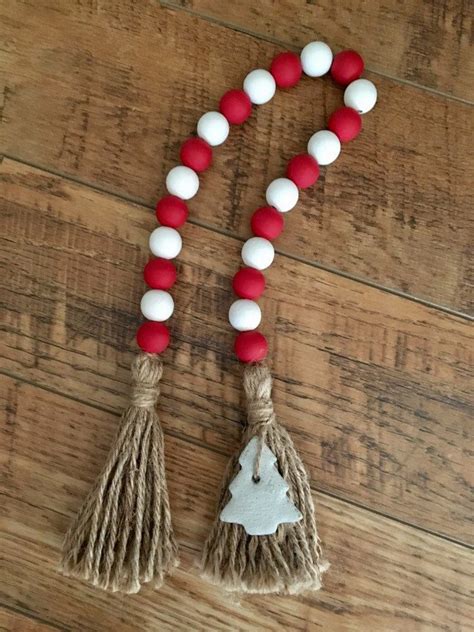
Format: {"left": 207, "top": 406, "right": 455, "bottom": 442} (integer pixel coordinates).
{"left": 201, "top": 363, "right": 328, "bottom": 594}
{"left": 61, "top": 353, "right": 178, "bottom": 593}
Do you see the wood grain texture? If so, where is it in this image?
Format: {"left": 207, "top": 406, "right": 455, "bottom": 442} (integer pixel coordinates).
{"left": 163, "top": 0, "right": 474, "bottom": 101}
{"left": 1, "top": 374, "right": 473, "bottom": 632}
{"left": 0, "top": 1, "right": 473, "bottom": 313}
{"left": 1, "top": 159, "right": 472, "bottom": 545}
{"left": 0, "top": 609, "right": 61, "bottom": 632}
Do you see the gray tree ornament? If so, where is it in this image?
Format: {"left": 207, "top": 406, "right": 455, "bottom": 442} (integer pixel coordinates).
{"left": 220, "top": 436, "right": 303, "bottom": 535}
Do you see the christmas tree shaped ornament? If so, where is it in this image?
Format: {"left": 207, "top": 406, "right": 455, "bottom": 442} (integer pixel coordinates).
{"left": 220, "top": 436, "right": 303, "bottom": 535}
{"left": 201, "top": 364, "right": 328, "bottom": 593}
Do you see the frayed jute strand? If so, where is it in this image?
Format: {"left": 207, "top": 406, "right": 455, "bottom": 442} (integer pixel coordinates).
{"left": 61, "top": 353, "right": 179, "bottom": 593}
{"left": 201, "top": 363, "right": 328, "bottom": 594}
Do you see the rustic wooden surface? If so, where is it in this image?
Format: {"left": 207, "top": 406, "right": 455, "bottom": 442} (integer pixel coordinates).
{"left": 0, "top": 1, "right": 473, "bottom": 631}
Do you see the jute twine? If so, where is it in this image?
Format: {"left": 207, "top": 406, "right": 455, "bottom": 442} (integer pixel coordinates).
{"left": 61, "top": 353, "right": 178, "bottom": 593}
{"left": 201, "top": 363, "right": 328, "bottom": 594}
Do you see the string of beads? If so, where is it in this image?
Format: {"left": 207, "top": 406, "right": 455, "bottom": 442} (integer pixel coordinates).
{"left": 136, "top": 44, "right": 377, "bottom": 362}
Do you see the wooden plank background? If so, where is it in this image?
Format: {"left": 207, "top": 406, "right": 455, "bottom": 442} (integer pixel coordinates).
{"left": 0, "top": 1, "right": 473, "bottom": 631}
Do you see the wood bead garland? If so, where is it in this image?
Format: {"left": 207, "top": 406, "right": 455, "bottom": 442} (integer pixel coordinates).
{"left": 62, "top": 39, "right": 377, "bottom": 596}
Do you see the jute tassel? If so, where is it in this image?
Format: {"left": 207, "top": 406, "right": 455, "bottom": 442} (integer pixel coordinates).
{"left": 201, "top": 363, "right": 328, "bottom": 594}
{"left": 61, "top": 353, "right": 178, "bottom": 593}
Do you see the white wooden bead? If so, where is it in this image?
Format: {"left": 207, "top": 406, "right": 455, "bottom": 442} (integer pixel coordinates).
{"left": 307, "top": 130, "right": 341, "bottom": 166}
{"left": 300, "top": 41, "right": 333, "bottom": 77}
{"left": 266, "top": 178, "right": 299, "bottom": 213}
{"left": 229, "top": 299, "right": 262, "bottom": 331}
{"left": 149, "top": 226, "right": 182, "bottom": 259}
{"left": 243, "top": 69, "right": 276, "bottom": 105}
{"left": 140, "top": 290, "right": 174, "bottom": 321}
{"left": 241, "top": 237, "right": 274, "bottom": 270}
{"left": 344, "top": 79, "right": 378, "bottom": 114}
{"left": 197, "top": 111, "right": 230, "bottom": 146}
{"left": 166, "top": 165, "right": 199, "bottom": 199}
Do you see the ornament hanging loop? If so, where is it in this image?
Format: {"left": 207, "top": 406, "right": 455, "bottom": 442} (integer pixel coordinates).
{"left": 243, "top": 363, "right": 276, "bottom": 481}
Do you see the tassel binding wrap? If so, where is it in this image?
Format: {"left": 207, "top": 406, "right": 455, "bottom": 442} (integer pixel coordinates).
{"left": 201, "top": 363, "right": 328, "bottom": 594}
{"left": 61, "top": 353, "right": 178, "bottom": 593}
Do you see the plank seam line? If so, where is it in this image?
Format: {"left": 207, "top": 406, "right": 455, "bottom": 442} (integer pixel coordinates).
{"left": 2, "top": 366, "right": 472, "bottom": 551}
{"left": 1, "top": 493, "right": 202, "bottom": 558}
{"left": 0, "top": 602, "right": 68, "bottom": 632}
{"left": 2, "top": 152, "right": 472, "bottom": 321}
{"left": 158, "top": 1, "right": 474, "bottom": 107}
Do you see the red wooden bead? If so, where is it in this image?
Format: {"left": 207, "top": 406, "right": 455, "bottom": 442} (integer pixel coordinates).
{"left": 251, "top": 206, "right": 284, "bottom": 240}
{"left": 234, "top": 331, "right": 269, "bottom": 363}
{"left": 156, "top": 195, "right": 189, "bottom": 228}
{"left": 331, "top": 50, "right": 364, "bottom": 86}
{"left": 219, "top": 89, "right": 252, "bottom": 124}
{"left": 180, "top": 137, "right": 213, "bottom": 172}
{"left": 328, "top": 107, "right": 362, "bottom": 142}
{"left": 286, "top": 154, "right": 320, "bottom": 188}
{"left": 270, "top": 51, "right": 302, "bottom": 88}
{"left": 232, "top": 267, "right": 266, "bottom": 299}
{"left": 144, "top": 258, "right": 177, "bottom": 289}
{"left": 136, "top": 321, "right": 170, "bottom": 354}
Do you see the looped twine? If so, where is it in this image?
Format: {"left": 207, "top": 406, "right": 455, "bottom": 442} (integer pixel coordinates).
{"left": 243, "top": 362, "right": 276, "bottom": 479}
{"left": 247, "top": 399, "right": 275, "bottom": 432}
{"left": 130, "top": 352, "right": 163, "bottom": 408}
{"left": 131, "top": 384, "right": 160, "bottom": 408}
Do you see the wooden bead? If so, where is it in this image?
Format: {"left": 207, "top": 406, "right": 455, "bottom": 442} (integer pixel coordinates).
{"left": 266, "top": 177, "right": 299, "bottom": 213}
{"left": 149, "top": 226, "right": 182, "bottom": 259}
{"left": 140, "top": 289, "right": 174, "bottom": 321}
{"left": 232, "top": 268, "right": 266, "bottom": 299}
{"left": 197, "top": 111, "right": 230, "bottom": 146}
{"left": 241, "top": 237, "right": 275, "bottom": 270}
{"left": 344, "top": 78, "right": 377, "bottom": 114}
{"left": 136, "top": 321, "right": 170, "bottom": 354}
{"left": 328, "top": 107, "right": 362, "bottom": 142}
{"left": 143, "top": 258, "right": 177, "bottom": 289}
{"left": 270, "top": 51, "right": 302, "bottom": 88}
{"left": 331, "top": 50, "right": 364, "bottom": 86}
{"left": 234, "top": 331, "right": 269, "bottom": 363}
{"left": 307, "top": 130, "right": 341, "bottom": 165}
{"left": 300, "top": 41, "right": 333, "bottom": 77}
{"left": 286, "top": 154, "right": 320, "bottom": 188}
{"left": 180, "top": 137, "right": 213, "bottom": 172}
{"left": 166, "top": 165, "right": 199, "bottom": 199}
{"left": 155, "top": 195, "right": 188, "bottom": 228}
{"left": 243, "top": 69, "right": 276, "bottom": 105}
{"left": 229, "top": 299, "right": 262, "bottom": 331}
{"left": 251, "top": 206, "right": 284, "bottom": 240}
{"left": 219, "top": 89, "right": 252, "bottom": 124}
